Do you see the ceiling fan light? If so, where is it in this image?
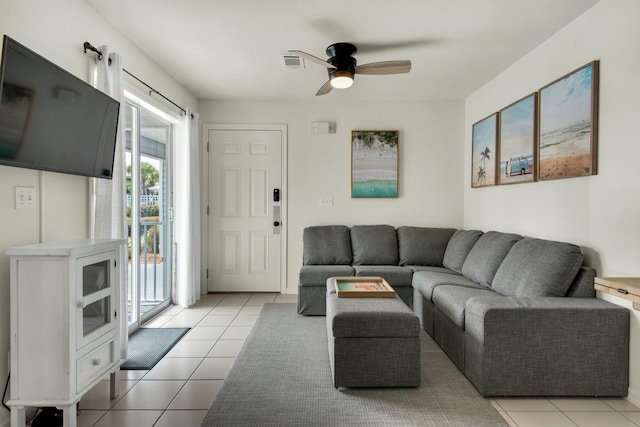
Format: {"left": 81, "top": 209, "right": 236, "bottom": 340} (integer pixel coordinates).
{"left": 330, "top": 71, "right": 354, "bottom": 89}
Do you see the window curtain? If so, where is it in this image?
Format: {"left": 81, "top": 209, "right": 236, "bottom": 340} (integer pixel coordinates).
{"left": 89, "top": 46, "right": 128, "bottom": 362}
{"left": 173, "top": 108, "right": 202, "bottom": 307}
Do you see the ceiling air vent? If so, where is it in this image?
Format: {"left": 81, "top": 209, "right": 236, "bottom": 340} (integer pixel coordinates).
{"left": 280, "top": 53, "right": 305, "bottom": 69}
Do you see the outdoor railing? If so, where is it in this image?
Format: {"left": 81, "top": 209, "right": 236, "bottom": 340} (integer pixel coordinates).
{"left": 127, "top": 220, "right": 166, "bottom": 307}
{"left": 126, "top": 194, "right": 159, "bottom": 207}
{"left": 140, "top": 220, "right": 165, "bottom": 302}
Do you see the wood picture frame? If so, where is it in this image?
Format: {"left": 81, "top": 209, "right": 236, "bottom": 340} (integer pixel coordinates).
{"left": 471, "top": 113, "right": 497, "bottom": 188}
{"left": 538, "top": 61, "right": 599, "bottom": 180}
{"left": 351, "top": 130, "right": 399, "bottom": 198}
{"left": 498, "top": 93, "right": 537, "bottom": 185}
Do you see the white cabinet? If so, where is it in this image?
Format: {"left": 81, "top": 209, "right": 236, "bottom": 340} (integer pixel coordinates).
{"left": 7, "top": 239, "right": 126, "bottom": 427}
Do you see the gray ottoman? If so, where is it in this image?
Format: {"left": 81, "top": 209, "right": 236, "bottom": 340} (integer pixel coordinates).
{"left": 326, "top": 277, "right": 421, "bottom": 388}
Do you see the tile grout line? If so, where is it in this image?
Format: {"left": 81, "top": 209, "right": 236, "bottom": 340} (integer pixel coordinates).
{"left": 148, "top": 293, "right": 256, "bottom": 425}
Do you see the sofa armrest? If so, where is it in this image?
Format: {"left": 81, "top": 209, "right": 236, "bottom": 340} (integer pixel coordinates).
{"left": 464, "top": 296, "right": 629, "bottom": 396}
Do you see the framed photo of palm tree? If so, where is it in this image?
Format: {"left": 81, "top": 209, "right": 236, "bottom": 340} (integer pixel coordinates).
{"left": 498, "top": 93, "right": 537, "bottom": 185}
{"left": 471, "top": 113, "right": 497, "bottom": 188}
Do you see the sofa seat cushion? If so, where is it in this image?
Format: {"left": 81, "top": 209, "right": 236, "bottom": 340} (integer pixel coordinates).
{"left": 353, "top": 265, "right": 413, "bottom": 288}
{"left": 350, "top": 225, "right": 398, "bottom": 265}
{"left": 492, "top": 238, "right": 584, "bottom": 297}
{"left": 299, "top": 265, "right": 355, "bottom": 287}
{"left": 412, "top": 270, "right": 485, "bottom": 301}
{"left": 442, "top": 230, "right": 483, "bottom": 273}
{"left": 432, "top": 285, "right": 495, "bottom": 329}
{"left": 461, "top": 231, "right": 522, "bottom": 288}
{"left": 397, "top": 226, "right": 456, "bottom": 267}
{"left": 409, "top": 265, "right": 457, "bottom": 274}
{"left": 303, "top": 225, "right": 352, "bottom": 265}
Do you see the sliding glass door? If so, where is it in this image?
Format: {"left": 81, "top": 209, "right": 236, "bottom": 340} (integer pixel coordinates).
{"left": 125, "top": 96, "right": 174, "bottom": 328}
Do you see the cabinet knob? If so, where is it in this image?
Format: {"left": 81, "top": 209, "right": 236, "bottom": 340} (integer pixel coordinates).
{"left": 92, "top": 358, "right": 102, "bottom": 366}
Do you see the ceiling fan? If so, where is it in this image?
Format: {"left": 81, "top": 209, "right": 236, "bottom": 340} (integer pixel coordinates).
{"left": 289, "top": 42, "right": 411, "bottom": 96}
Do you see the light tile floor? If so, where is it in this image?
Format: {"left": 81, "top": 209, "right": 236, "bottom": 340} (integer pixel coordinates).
{"left": 74, "top": 292, "right": 640, "bottom": 427}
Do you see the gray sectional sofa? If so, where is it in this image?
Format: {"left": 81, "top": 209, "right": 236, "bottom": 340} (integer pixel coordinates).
{"left": 298, "top": 224, "right": 630, "bottom": 397}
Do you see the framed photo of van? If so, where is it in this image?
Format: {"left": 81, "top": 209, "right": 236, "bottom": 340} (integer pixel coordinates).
{"left": 498, "top": 93, "right": 537, "bottom": 185}
{"left": 471, "top": 113, "right": 497, "bottom": 188}
{"left": 538, "top": 61, "right": 599, "bottom": 180}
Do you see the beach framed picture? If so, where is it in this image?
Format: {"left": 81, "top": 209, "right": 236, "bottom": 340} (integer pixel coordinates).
{"left": 471, "top": 113, "right": 497, "bottom": 188}
{"left": 538, "top": 61, "right": 599, "bottom": 180}
{"left": 498, "top": 93, "right": 537, "bottom": 185}
{"left": 351, "top": 130, "right": 399, "bottom": 198}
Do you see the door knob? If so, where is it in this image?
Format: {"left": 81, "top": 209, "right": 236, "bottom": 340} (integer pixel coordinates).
{"left": 274, "top": 221, "right": 281, "bottom": 227}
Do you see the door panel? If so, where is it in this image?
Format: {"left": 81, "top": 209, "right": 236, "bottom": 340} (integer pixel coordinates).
{"left": 124, "top": 99, "right": 173, "bottom": 328}
{"left": 208, "top": 128, "right": 283, "bottom": 292}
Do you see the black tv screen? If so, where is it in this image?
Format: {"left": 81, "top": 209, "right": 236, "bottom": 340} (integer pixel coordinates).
{"left": 0, "top": 36, "right": 119, "bottom": 179}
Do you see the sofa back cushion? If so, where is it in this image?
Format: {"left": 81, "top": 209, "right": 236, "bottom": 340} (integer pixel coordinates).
{"left": 397, "top": 227, "right": 457, "bottom": 267}
{"left": 351, "top": 225, "right": 398, "bottom": 265}
{"left": 461, "top": 231, "right": 522, "bottom": 288}
{"left": 492, "top": 238, "right": 584, "bottom": 297}
{"left": 566, "top": 266, "right": 597, "bottom": 298}
{"left": 442, "top": 230, "right": 483, "bottom": 273}
{"left": 303, "top": 225, "right": 352, "bottom": 265}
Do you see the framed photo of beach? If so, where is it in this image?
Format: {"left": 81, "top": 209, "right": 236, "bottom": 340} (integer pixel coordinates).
{"left": 498, "top": 93, "right": 537, "bottom": 185}
{"left": 471, "top": 113, "right": 497, "bottom": 188}
{"left": 538, "top": 61, "right": 599, "bottom": 180}
{"left": 351, "top": 130, "right": 399, "bottom": 198}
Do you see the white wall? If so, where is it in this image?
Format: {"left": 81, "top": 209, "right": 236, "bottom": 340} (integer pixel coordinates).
{"left": 464, "top": 0, "right": 640, "bottom": 404}
{"left": 198, "top": 99, "right": 465, "bottom": 293}
{"left": 0, "top": 1, "right": 197, "bottom": 425}
{"left": 464, "top": 0, "right": 640, "bottom": 276}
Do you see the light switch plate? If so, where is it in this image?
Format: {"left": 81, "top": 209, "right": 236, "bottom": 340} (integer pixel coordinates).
{"left": 319, "top": 197, "right": 334, "bottom": 207}
{"left": 15, "top": 186, "right": 36, "bottom": 209}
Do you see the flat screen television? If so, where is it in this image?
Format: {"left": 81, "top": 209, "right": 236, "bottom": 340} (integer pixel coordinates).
{"left": 0, "top": 36, "right": 119, "bottom": 179}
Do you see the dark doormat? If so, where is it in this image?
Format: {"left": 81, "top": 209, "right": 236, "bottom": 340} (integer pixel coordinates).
{"left": 121, "top": 327, "right": 190, "bottom": 370}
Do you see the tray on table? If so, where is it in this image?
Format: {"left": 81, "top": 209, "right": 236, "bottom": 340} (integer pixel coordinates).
{"left": 333, "top": 277, "right": 396, "bottom": 298}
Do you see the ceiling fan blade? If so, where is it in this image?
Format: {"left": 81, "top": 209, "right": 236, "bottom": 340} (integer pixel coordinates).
{"left": 315, "top": 80, "right": 334, "bottom": 96}
{"left": 356, "top": 39, "right": 436, "bottom": 54}
{"left": 288, "top": 50, "right": 336, "bottom": 69}
{"left": 355, "top": 60, "right": 411, "bottom": 75}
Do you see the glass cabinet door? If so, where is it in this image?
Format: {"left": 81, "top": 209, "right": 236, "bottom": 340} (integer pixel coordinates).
{"left": 77, "top": 252, "right": 116, "bottom": 349}
{"left": 82, "top": 260, "right": 110, "bottom": 297}
{"left": 82, "top": 297, "right": 111, "bottom": 337}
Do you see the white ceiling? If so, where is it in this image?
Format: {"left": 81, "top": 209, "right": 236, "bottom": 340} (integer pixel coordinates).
{"left": 87, "top": 0, "right": 599, "bottom": 102}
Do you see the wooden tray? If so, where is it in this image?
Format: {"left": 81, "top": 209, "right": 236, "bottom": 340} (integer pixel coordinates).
{"left": 334, "top": 277, "right": 396, "bottom": 298}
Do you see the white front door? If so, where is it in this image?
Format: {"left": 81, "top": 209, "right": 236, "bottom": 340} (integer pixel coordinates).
{"left": 207, "top": 126, "right": 285, "bottom": 292}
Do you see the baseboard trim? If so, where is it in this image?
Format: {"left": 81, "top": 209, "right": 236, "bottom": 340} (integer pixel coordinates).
{"left": 627, "top": 387, "right": 640, "bottom": 408}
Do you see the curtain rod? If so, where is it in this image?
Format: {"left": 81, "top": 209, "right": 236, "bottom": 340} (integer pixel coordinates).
{"left": 83, "top": 41, "right": 193, "bottom": 118}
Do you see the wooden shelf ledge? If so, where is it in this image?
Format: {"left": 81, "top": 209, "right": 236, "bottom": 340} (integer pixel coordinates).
{"left": 594, "top": 277, "right": 640, "bottom": 311}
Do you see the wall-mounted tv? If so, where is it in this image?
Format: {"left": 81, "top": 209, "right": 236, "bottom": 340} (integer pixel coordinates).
{"left": 0, "top": 36, "right": 119, "bottom": 179}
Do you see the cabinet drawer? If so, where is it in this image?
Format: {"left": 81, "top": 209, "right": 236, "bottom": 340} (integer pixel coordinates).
{"left": 77, "top": 339, "right": 115, "bottom": 391}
